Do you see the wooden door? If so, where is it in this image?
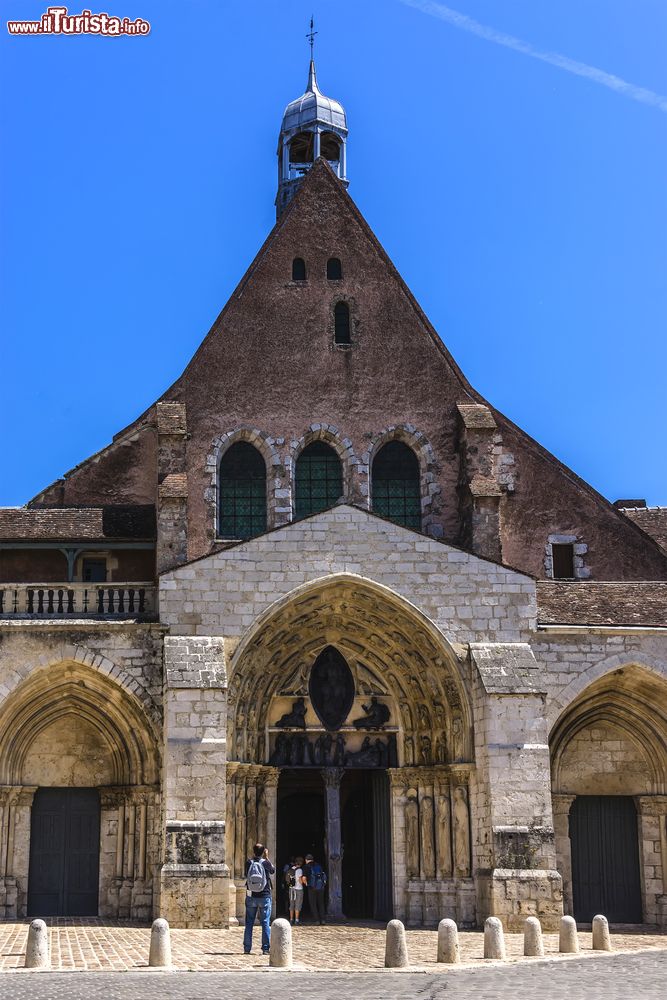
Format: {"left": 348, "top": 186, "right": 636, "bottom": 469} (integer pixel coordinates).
{"left": 569, "top": 795, "right": 642, "bottom": 923}
{"left": 28, "top": 788, "right": 100, "bottom": 917}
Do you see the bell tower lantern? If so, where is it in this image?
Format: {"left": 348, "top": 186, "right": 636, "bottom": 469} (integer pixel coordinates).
{"left": 276, "top": 22, "right": 348, "bottom": 218}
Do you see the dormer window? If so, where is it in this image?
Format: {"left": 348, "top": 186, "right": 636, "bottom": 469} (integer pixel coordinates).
{"left": 292, "top": 257, "right": 306, "bottom": 281}
{"left": 334, "top": 301, "right": 351, "bottom": 345}
{"left": 327, "top": 258, "right": 342, "bottom": 280}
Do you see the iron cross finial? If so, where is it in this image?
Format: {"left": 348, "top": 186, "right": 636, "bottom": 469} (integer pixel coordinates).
{"left": 306, "top": 15, "right": 317, "bottom": 60}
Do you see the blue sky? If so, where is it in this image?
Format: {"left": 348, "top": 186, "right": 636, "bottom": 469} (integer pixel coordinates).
{"left": 1, "top": 0, "right": 666, "bottom": 506}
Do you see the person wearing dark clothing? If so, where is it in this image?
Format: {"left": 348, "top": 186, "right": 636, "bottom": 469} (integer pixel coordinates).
{"left": 243, "top": 843, "right": 275, "bottom": 955}
{"left": 303, "top": 853, "right": 327, "bottom": 924}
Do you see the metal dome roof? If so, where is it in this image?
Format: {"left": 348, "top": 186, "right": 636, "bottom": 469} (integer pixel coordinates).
{"left": 281, "top": 61, "right": 347, "bottom": 134}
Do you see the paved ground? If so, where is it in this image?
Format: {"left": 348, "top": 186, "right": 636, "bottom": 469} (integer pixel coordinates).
{"left": 0, "top": 952, "right": 666, "bottom": 1000}
{"left": 0, "top": 919, "right": 664, "bottom": 972}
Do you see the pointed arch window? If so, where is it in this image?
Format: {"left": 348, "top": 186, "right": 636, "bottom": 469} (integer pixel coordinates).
{"left": 292, "top": 257, "right": 306, "bottom": 281}
{"left": 219, "top": 442, "right": 267, "bottom": 539}
{"left": 334, "top": 301, "right": 351, "bottom": 345}
{"left": 327, "top": 257, "right": 342, "bottom": 280}
{"left": 295, "top": 441, "right": 343, "bottom": 520}
{"left": 372, "top": 441, "right": 421, "bottom": 529}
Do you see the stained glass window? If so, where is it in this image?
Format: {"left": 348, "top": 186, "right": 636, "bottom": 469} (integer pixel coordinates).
{"left": 219, "top": 442, "right": 267, "bottom": 539}
{"left": 372, "top": 441, "right": 421, "bottom": 529}
{"left": 295, "top": 441, "right": 343, "bottom": 520}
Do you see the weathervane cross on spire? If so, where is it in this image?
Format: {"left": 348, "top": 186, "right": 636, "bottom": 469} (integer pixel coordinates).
{"left": 306, "top": 15, "right": 317, "bottom": 59}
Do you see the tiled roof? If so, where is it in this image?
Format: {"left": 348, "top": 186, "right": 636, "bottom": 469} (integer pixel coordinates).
{"left": 537, "top": 581, "right": 667, "bottom": 627}
{"left": 619, "top": 507, "right": 667, "bottom": 554}
{"left": 0, "top": 505, "right": 156, "bottom": 541}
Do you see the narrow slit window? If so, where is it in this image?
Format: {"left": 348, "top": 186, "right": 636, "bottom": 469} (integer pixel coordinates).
{"left": 292, "top": 257, "right": 306, "bottom": 281}
{"left": 295, "top": 441, "right": 343, "bottom": 520}
{"left": 219, "top": 442, "right": 267, "bottom": 540}
{"left": 552, "top": 543, "right": 575, "bottom": 579}
{"left": 334, "top": 301, "right": 351, "bottom": 345}
{"left": 371, "top": 441, "right": 421, "bottom": 530}
{"left": 327, "top": 257, "right": 342, "bottom": 280}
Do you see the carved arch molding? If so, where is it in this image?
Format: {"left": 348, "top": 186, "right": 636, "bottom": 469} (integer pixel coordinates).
{"left": 228, "top": 577, "right": 474, "bottom": 769}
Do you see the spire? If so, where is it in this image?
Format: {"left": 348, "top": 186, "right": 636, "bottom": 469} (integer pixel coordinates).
{"left": 306, "top": 58, "right": 318, "bottom": 94}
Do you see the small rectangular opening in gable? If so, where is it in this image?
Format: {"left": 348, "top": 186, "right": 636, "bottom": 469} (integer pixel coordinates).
{"left": 552, "top": 543, "right": 575, "bottom": 579}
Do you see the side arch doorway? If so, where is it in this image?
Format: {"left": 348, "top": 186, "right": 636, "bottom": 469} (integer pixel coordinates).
{"left": 28, "top": 788, "right": 100, "bottom": 917}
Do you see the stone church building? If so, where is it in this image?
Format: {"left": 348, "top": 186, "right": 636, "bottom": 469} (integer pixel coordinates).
{"left": 1, "top": 58, "right": 667, "bottom": 932}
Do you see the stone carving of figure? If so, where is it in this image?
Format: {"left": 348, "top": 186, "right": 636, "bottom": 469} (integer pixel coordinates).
{"left": 437, "top": 792, "right": 453, "bottom": 877}
{"left": 269, "top": 732, "right": 290, "bottom": 766}
{"left": 234, "top": 781, "right": 246, "bottom": 878}
{"left": 333, "top": 734, "right": 346, "bottom": 766}
{"left": 404, "top": 736, "right": 414, "bottom": 767}
{"left": 257, "top": 785, "right": 268, "bottom": 846}
{"left": 387, "top": 734, "right": 399, "bottom": 768}
{"left": 435, "top": 735, "right": 447, "bottom": 765}
{"left": 420, "top": 795, "right": 436, "bottom": 879}
{"left": 405, "top": 791, "right": 419, "bottom": 877}
{"left": 276, "top": 697, "right": 307, "bottom": 730}
{"left": 420, "top": 734, "right": 432, "bottom": 766}
{"left": 345, "top": 736, "right": 382, "bottom": 768}
{"left": 352, "top": 696, "right": 391, "bottom": 730}
{"left": 453, "top": 785, "right": 471, "bottom": 877}
{"left": 452, "top": 713, "right": 464, "bottom": 762}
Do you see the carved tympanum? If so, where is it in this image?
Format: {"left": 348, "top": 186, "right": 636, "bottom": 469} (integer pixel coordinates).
{"left": 276, "top": 697, "right": 307, "bottom": 729}
{"left": 352, "top": 696, "right": 390, "bottom": 730}
{"left": 309, "top": 646, "right": 355, "bottom": 732}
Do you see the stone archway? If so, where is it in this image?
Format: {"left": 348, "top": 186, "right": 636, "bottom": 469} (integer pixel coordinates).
{"left": 0, "top": 659, "right": 160, "bottom": 919}
{"left": 550, "top": 665, "right": 667, "bottom": 926}
{"left": 226, "top": 574, "right": 476, "bottom": 926}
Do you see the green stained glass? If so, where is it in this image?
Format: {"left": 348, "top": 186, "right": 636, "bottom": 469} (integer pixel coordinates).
{"left": 372, "top": 441, "right": 422, "bottom": 529}
{"left": 219, "top": 442, "right": 267, "bottom": 539}
{"left": 295, "top": 441, "right": 343, "bottom": 520}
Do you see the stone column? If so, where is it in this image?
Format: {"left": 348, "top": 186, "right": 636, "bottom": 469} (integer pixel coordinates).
{"left": 156, "top": 401, "right": 189, "bottom": 574}
{"left": 161, "top": 637, "right": 230, "bottom": 928}
{"left": 552, "top": 794, "right": 576, "bottom": 916}
{"left": 471, "top": 642, "right": 563, "bottom": 932}
{"left": 322, "top": 767, "right": 345, "bottom": 920}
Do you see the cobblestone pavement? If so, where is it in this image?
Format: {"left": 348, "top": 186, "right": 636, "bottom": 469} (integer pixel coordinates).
{"left": 0, "top": 952, "right": 666, "bottom": 1000}
{"left": 0, "top": 919, "right": 664, "bottom": 972}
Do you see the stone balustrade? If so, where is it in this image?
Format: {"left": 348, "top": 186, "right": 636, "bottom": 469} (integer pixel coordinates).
{"left": 0, "top": 582, "right": 157, "bottom": 619}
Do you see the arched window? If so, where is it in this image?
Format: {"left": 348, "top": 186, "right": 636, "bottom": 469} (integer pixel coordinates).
{"left": 321, "top": 133, "right": 341, "bottom": 161}
{"left": 219, "top": 442, "right": 267, "bottom": 539}
{"left": 334, "top": 301, "right": 351, "bottom": 345}
{"left": 327, "top": 257, "right": 342, "bottom": 280}
{"left": 295, "top": 441, "right": 343, "bottom": 520}
{"left": 372, "top": 441, "right": 421, "bottom": 529}
{"left": 292, "top": 257, "right": 306, "bottom": 281}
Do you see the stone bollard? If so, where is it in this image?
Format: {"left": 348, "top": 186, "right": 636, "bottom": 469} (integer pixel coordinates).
{"left": 148, "top": 917, "right": 171, "bottom": 968}
{"left": 437, "top": 918, "right": 460, "bottom": 964}
{"left": 523, "top": 916, "right": 544, "bottom": 957}
{"left": 385, "top": 919, "right": 409, "bottom": 968}
{"left": 559, "top": 915, "right": 579, "bottom": 954}
{"left": 25, "top": 918, "right": 50, "bottom": 969}
{"left": 269, "top": 918, "right": 292, "bottom": 969}
{"left": 483, "top": 916, "right": 506, "bottom": 960}
{"left": 592, "top": 914, "right": 612, "bottom": 951}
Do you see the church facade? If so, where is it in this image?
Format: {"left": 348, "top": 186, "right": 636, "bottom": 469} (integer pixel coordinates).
{"left": 1, "top": 59, "right": 667, "bottom": 931}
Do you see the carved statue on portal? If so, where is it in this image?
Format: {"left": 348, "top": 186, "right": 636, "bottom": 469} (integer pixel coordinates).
{"left": 352, "top": 696, "right": 391, "bottom": 730}
{"left": 418, "top": 703, "right": 429, "bottom": 728}
{"left": 269, "top": 732, "right": 290, "bottom": 766}
{"left": 437, "top": 792, "right": 453, "bottom": 876}
{"left": 420, "top": 734, "right": 432, "bottom": 765}
{"left": 333, "top": 734, "right": 346, "bottom": 766}
{"left": 276, "top": 697, "right": 307, "bottom": 730}
{"left": 452, "top": 712, "right": 464, "bottom": 762}
{"left": 404, "top": 736, "right": 415, "bottom": 766}
{"left": 420, "top": 795, "right": 436, "bottom": 878}
{"left": 405, "top": 790, "right": 419, "bottom": 877}
{"left": 453, "top": 785, "right": 471, "bottom": 877}
{"left": 435, "top": 735, "right": 447, "bottom": 764}
{"left": 268, "top": 731, "right": 397, "bottom": 769}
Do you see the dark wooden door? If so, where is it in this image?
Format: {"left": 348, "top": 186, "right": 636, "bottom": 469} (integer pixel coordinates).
{"left": 28, "top": 788, "right": 100, "bottom": 917}
{"left": 570, "top": 795, "right": 642, "bottom": 923}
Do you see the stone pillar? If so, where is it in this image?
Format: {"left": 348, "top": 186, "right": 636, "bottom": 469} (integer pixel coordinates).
{"left": 160, "top": 636, "right": 230, "bottom": 928}
{"left": 471, "top": 643, "right": 563, "bottom": 931}
{"left": 456, "top": 403, "right": 504, "bottom": 562}
{"left": 552, "top": 794, "right": 576, "bottom": 916}
{"left": 636, "top": 795, "right": 667, "bottom": 927}
{"left": 322, "top": 767, "right": 345, "bottom": 920}
{"left": 156, "top": 401, "right": 188, "bottom": 574}
{"left": 313, "top": 129, "right": 321, "bottom": 160}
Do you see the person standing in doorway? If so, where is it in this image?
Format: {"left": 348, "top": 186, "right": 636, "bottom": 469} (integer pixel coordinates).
{"left": 304, "top": 852, "right": 327, "bottom": 924}
{"left": 287, "top": 856, "right": 305, "bottom": 925}
{"left": 243, "top": 843, "right": 275, "bottom": 955}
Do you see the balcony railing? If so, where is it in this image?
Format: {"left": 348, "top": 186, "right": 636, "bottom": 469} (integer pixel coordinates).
{"left": 0, "top": 583, "right": 157, "bottom": 619}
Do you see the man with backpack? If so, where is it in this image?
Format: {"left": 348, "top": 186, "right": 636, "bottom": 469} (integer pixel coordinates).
{"left": 303, "top": 853, "right": 327, "bottom": 924}
{"left": 243, "top": 842, "right": 275, "bottom": 955}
